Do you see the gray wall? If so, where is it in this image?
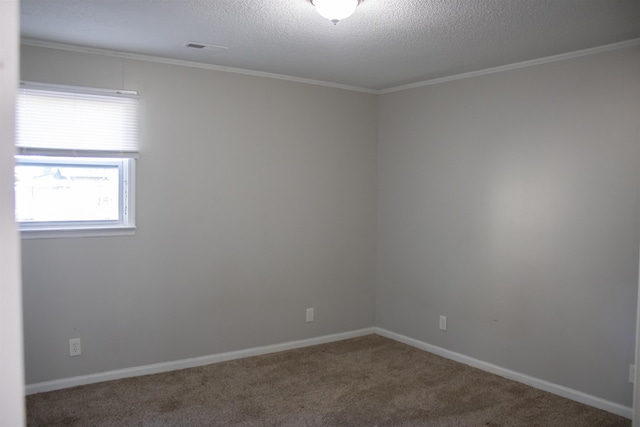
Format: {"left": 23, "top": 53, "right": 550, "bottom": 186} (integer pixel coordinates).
{"left": 20, "top": 45, "right": 378, "bottom": 384}
{"left": 377, "top": 45, "right": 640, "bottom": 406}
{"left": 21, "top": 43, "right": 640, "bottom": 408}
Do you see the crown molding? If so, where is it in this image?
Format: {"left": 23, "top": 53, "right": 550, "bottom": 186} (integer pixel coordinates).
{"left": 379, "top": 38, "right": 640, "bottom": 94}
{"left": 20, "top": 38, "right": 378, "bottom": 95}
{"left": 22, "top": 37, "right": 640, "bottom": 95}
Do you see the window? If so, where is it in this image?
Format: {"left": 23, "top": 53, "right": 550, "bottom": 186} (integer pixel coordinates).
{"left": 15, "top": 82, "right": 138, "bottom": 238}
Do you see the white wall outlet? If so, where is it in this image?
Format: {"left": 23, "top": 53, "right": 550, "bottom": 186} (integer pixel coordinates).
{"left": 69, "top": 338, "right": 81, "bottom": 357}
{"left": 439, "top": 315, "right": 447, "bottom": 331}
{"left": 630, "top": 364, "right": 635, "bottom": 384}
{"left": 306, "top": 308, "right": 314, "bottom": 323}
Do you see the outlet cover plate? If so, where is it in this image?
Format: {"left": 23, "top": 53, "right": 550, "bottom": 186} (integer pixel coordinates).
{"left": 69, "top": 338, "right": 81, "bottom": 357}
{"left": 439, "top": 315, "right": 447, "bottom": 331}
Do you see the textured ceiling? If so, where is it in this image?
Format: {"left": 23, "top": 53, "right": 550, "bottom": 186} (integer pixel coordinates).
{"left": 20, "top": 0, "right": 640, "bottom": 91}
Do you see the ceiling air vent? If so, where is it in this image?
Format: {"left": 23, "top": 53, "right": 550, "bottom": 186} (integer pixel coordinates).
{"left": 186, "top": 42, "right": 229, "bottom": 50}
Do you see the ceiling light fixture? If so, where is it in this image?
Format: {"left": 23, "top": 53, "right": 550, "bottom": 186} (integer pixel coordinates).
{"left": 312, "top": 0, "right": 360, "bottom": 24}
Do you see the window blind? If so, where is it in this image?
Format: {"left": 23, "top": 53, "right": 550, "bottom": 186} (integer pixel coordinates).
{"left": 16, "top": 83, "right": 139, "bottom": 158}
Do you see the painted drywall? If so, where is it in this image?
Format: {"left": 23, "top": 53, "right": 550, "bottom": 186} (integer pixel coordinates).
{"left": 19, "top": 41, "right": 640, "bottom": 412}
{"left": 1, "top": 1, "right": 25, "bottom": 425}
{"left": 20, "top": 45, "right": 378, "bottom": 384}
{"left": 377, "top": 45, "right": 640, "bottom": 406}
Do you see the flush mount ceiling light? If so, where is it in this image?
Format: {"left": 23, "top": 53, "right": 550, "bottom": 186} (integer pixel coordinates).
{"left": 312, "top": 0, "right": 360, "bottom": 24}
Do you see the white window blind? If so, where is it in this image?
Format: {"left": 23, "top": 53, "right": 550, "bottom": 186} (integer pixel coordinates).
{"left": 16, "top": 82, "right": 139, "bottom": 157}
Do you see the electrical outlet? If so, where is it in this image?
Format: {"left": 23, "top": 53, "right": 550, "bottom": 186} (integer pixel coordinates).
{"left": 630, "top": 364, "right": 635, "bottom": 384}
{"left": 306, "top": 308, "right": 314, "bottom": 323}
{"left": 69, "top": 338, "right": 81, "bottom": 357}
{"left": 439, "top": 315, "right": 447, "bottom": 331}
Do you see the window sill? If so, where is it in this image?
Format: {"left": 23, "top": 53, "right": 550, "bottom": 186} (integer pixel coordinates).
{"left": 20, "top": 226, "right": 136, "bottom": 240}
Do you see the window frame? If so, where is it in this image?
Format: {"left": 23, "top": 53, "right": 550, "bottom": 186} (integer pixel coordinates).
{"left": 15, "top": 82, "right": 138, "bottom": 239}
{"left": 15, "top": 155, "right": 136, "bottom": 239}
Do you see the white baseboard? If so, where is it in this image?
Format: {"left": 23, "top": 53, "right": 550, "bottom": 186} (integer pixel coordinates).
{"left": 374, "top": 327, "right": 632, "bottom": 419}
{"left": 25, "top": 327, "right": 375, "bottom": 395}
{"left": 25, "top": 326, "right": 633, "bottom": 420}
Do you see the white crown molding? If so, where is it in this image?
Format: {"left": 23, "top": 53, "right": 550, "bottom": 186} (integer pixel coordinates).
{"left": 22, "top": 38, "right": 640, "bottom": 95}
{"left": 25, "top": 327, "right": 375, "bottom": 395}
{"left": 20, "top": 38, "right": 378, "bottom": 95}
{"left": 380, "top": 38, "right": 640, "bottom": 94}
{"left": 374, "top": 327, "right": 632, "bottom": 419}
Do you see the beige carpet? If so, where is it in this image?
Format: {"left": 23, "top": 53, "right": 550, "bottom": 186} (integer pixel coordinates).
{"left": 27, "top": 334, "right": 630, "bottom": 426}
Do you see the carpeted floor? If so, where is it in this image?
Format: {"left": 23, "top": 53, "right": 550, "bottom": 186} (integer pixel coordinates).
{"left": 27, "top": 334, "right": 630, "bottom": 426}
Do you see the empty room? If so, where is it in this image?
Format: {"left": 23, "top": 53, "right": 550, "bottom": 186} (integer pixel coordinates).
{"left": 2, "top": 0, "right": 640, "bottom": 425}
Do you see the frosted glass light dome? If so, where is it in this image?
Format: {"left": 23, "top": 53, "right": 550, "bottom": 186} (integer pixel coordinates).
{"left": 312, "top": 0, "right": 359, "bottom": 24}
